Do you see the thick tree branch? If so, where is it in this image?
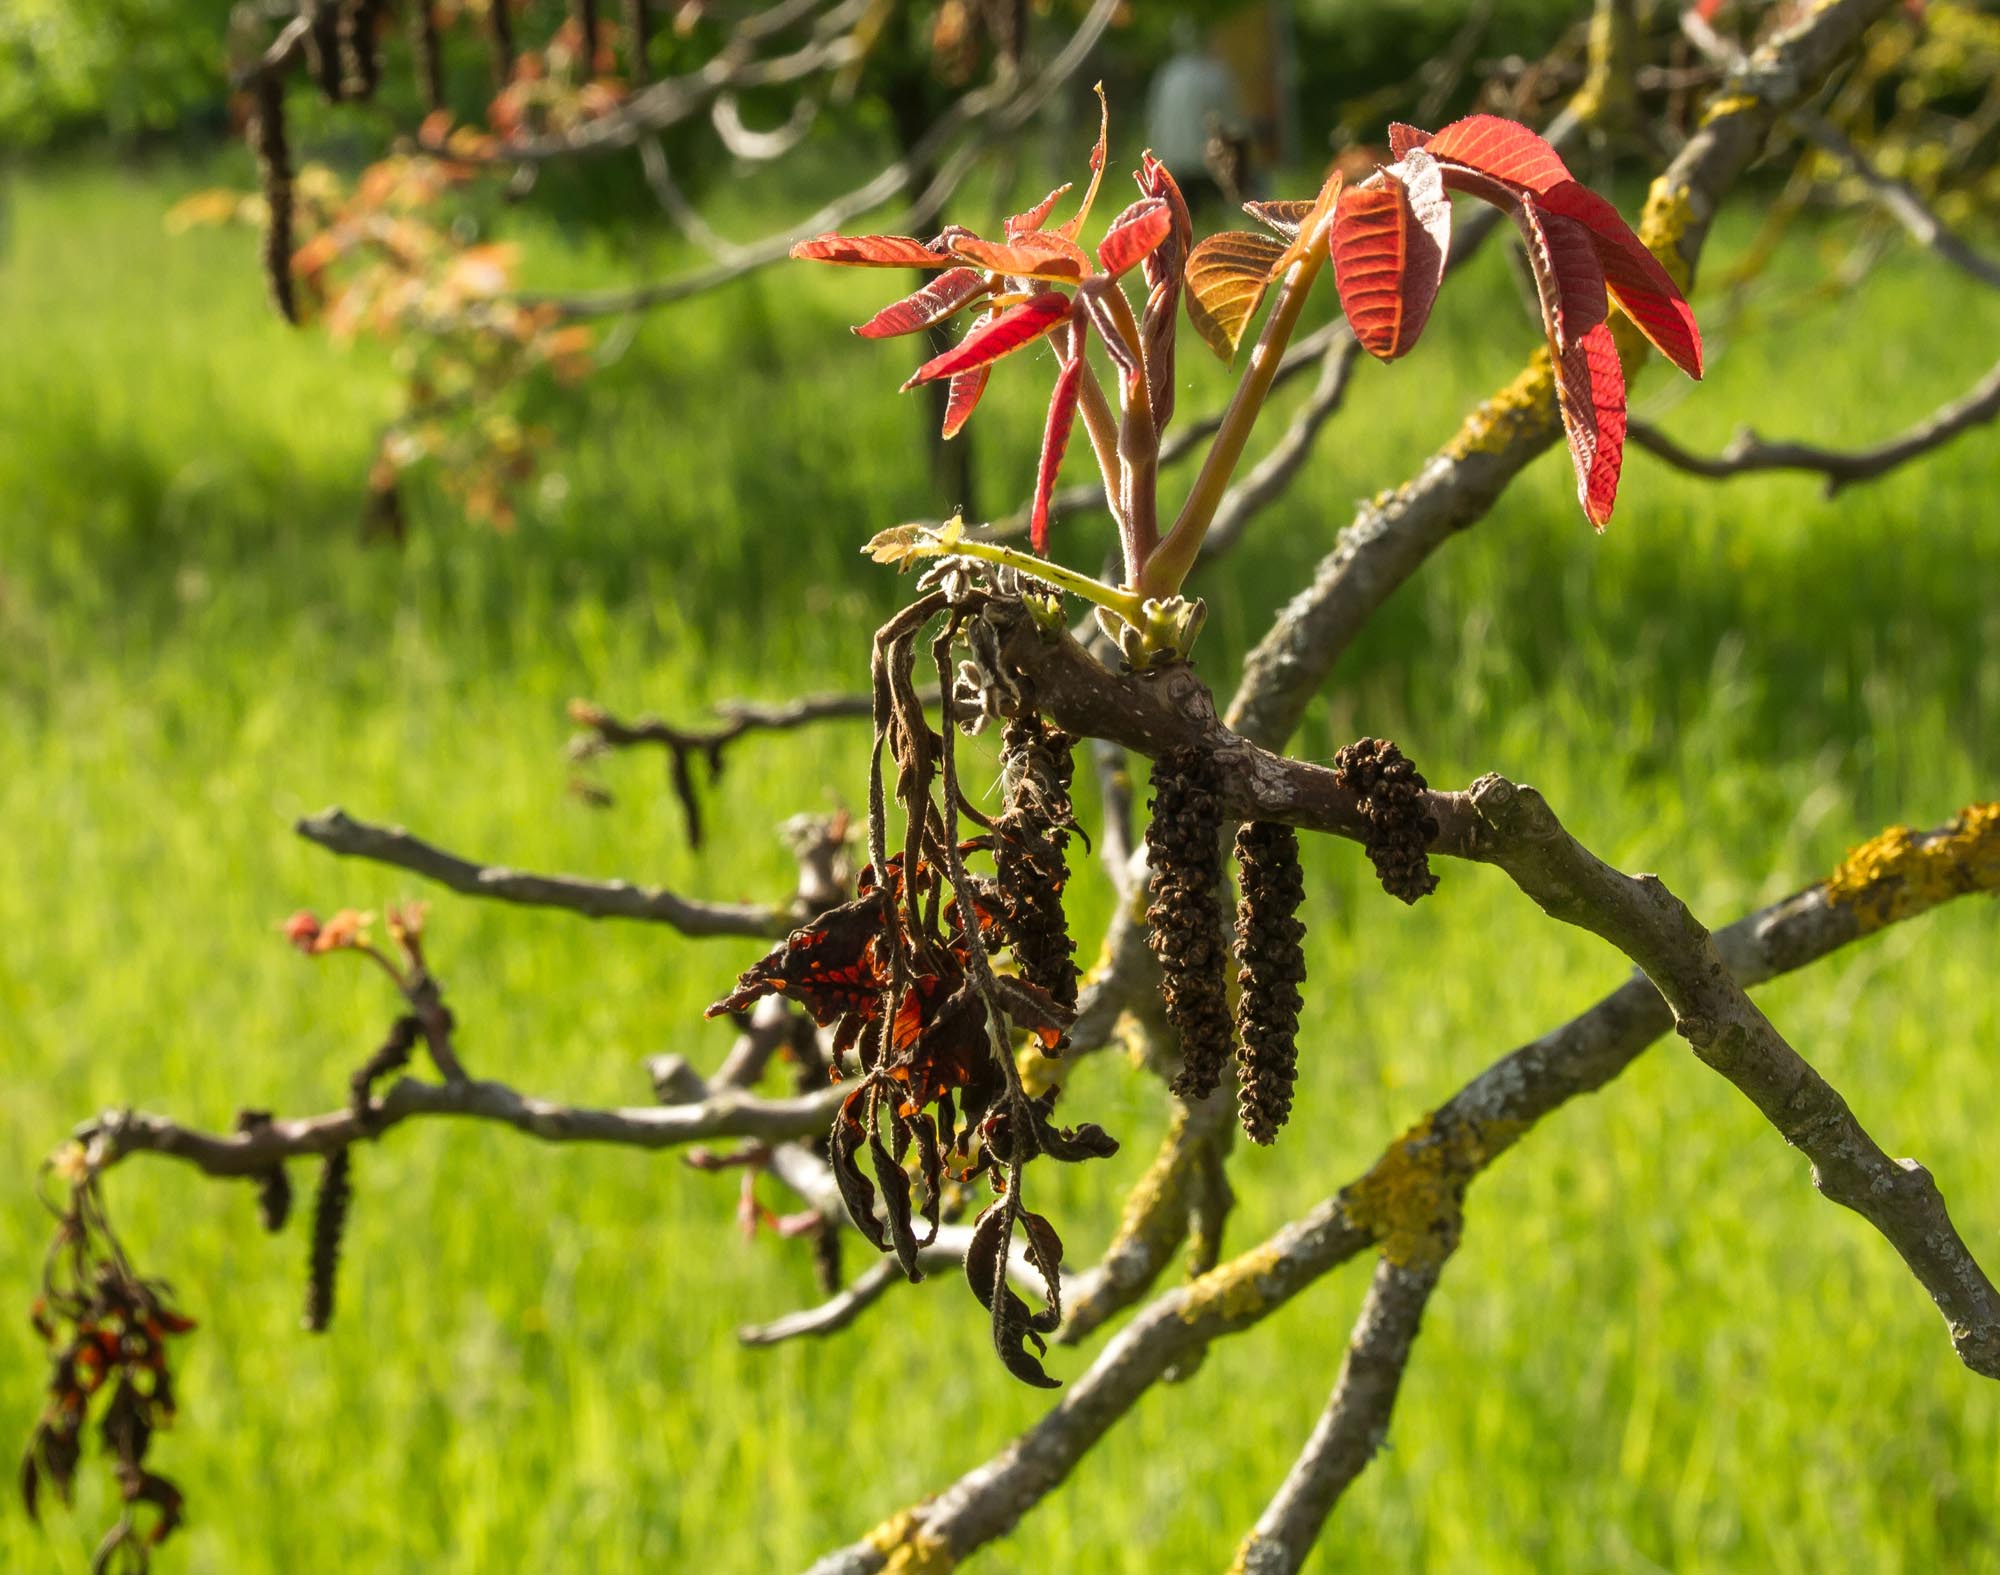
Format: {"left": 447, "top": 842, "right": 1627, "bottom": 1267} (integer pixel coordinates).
{"left": 1630, "top": 355, "right": 2000, "bottom": 495}
{"left": 805, "top": 794, "right": 2000, "bottom": 1574}
{"left": 296, "top": 806, "right": 796, "bottom": 937}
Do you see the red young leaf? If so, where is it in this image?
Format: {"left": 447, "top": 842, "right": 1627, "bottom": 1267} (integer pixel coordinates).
{"left": 1031, "top": 334, "right": 1086, "bottom": 554}
{"left": 1535, "top": 180, "right": 1703, "bottom": 378}
{"left": 1387, "top": 122, "right": 1431, "bottom": 160}
{"left": 1517, "top": 193, "right": 1608, "bottom": 356}
{"left": 903, "top": 293, "right": 1072, "bottom": 389}
{"left": 1184, "top": 230, "right": 1287, "bottom": 361}
{"left": 1242, "top": 197, "right": 1316, "bottom": 241}
{"left": 942, "top": 365, "right": 990, "bottom": 438}
{"left": 1422, "top": 113, "right": 1575, "bottom": 195}
{"left": 790, "top": 232, "right": 954, "bottom": 267}
{"left": 1007, "top": 183, "right": 1072, "bottom": 237}
{"left": 852, "top": 267, "right": 993, "bottom": 338}
{"left": 1553, "top": 319, "right": 1628, "bottom": 528}
{"left": 1057, "top": 83, "right": 1110, "bottom": 241}
{"left": 1096, "top": 198, "right": 1172, "bottom": 277}
{"left": 1331, "top": 155, "right": 1451, "bottom": 362}
{"left": 950, "top": 230, "right": 1093, "bottom": 283}
{"left": 1275, "top": 166, "right": 1345, "bottom": 272}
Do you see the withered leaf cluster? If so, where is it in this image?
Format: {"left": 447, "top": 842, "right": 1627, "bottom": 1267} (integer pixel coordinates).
{"left": 709, "top": 586, "right": 1115, "bottom": 1384}
{"left": 21, "top": 1175, "right": 192, "bottom": 1573}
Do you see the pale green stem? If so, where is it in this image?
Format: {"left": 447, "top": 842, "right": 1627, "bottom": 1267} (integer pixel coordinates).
{"left": 920, "top": 535, "right": 1148, "bottom": 624}
{"left": 1138, "top": 233, "right": 1331, "bottom": 599}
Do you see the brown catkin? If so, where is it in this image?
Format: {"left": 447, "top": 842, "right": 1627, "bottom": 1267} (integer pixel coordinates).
{"left": 623, "top": 0, "right": 650, "bottom": 81}
{"left": 338, "top": 0, "right": 384, "bottom": 101}
{"left": 1332, "top": 737, "right": 1440, "bottom": 903}
{"left": 248, "top": 70, "right": 298, "bottom": 324}
{"left": 304, "top": 1148, "right": 352, "bottom": 1333}
{"left": 1145, "top": 747, "right": 1234, "bottom": 1102}
{"left": 572, "top": 0, "right": 600, "bottom": 67}
{"left": 409, "top": 0, "right": 446, "bottom": 111}
{"left": 304, "top": 0, "right": 347, "bottom": 101}
{"left": 1232, "top": 821, "right": 1306, "bottom": 1144}
{"left": 995, "top": 716, "right": 1079, "bottom": 1014}
{"left": 235, "top": 1110, "right": 294, "bottom": 1233}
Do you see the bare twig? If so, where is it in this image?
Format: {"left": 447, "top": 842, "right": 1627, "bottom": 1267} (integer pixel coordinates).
{"left": 296, "top": 807, "right": 795, "bottom": 937}
{"left": 1630, "top": 355, "right": 2000, "bottom": 495}
{"left": 738, "top": 1258, "right": 903, "bottom": 1346}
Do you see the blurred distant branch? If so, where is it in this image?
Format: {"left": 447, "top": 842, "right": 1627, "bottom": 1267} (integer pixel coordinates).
{"left": 296, "top": 806, "right": 798, "bottom": 936}
{"left": 1631, "top": 355, "right": 2000, "bottom": 496}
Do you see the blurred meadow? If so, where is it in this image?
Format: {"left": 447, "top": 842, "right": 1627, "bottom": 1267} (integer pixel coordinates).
{"left": 3, "top": 13, "right": 2000, "bottom": 1572}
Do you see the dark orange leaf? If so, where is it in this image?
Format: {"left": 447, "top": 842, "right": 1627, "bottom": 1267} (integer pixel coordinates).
{"left": 903, "top": 294, "right": 1072, "bottom": 389}
{"left": 1387, "top": 122, "right": 1430, "bottom": 160}
{"left": 1007, "top": 183, "right": 1072, "bottom": 237}
{"left": 790, "top": 233, "right": 954, "bottom": 268}
{"left": 1535, "top": 180, "right": 1703, "bottom": 379}
{"left": 1554, "top": 320, "right": 1627, "bottom": 528}
{"left": 1423, "top": 113, "right": 1574, "bottom": 195}
{"left": 949, "top": 230, "right": 1092, "bottom": 283}
{"left": 1096, "top": 198, "right": 1171, "bottom": 277}
{"left": 1184, "top": 230, "right": 1287, "bottom": 361}
{"left": 1331, "top": 155, "right": 1450, "bottom": 362}
{"left": 852, "top": 267, "right": 992, "bottom": 338}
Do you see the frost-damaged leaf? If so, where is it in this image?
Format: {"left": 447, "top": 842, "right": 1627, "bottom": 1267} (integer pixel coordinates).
{"left": 1387, "top": 121, "right": 1430, "bottom": 160}
{"left": 1017, "top": 1207, "right": 1065, "bottom": 1334}
{"left": 1554, "top": 320, "right": 1628, "bottom": 528}
{"left": 1096, "top": 198, "right": 1171, "bottom": 277}
{"left": 1331, "top": 156, "right": 1450, "bottom": 362}
{"left": 1242, "top": 197, "right": 1315, "bottom": 242}
{"left": 790, "top": 232, "right": 954, "bottom": 267}
{"left": 1423, "top": 113, "right": 1574, "bottom": 195}
{"left": 1056, "top": 82, "right": 1110, "bottom": 242}
{"left": 1517, "top": 194, "right": 1608, "bottom": 356}
{"left": 904, "top": 293, "right": 1072, "bottom": 390}
{"left": 829, "top": 1093, "right": 889, "bottom": 1252}
{"left": 950, "top": 230, "right": 1092, "bottom": 283}
{"left": 1031, "top": 340, "right": 1086, "bottom": 554}
{"left": 1007, "top": 183, "right": 1071, "bottom": 237}
{"left": 1536, "top": 180, "right": 1703, "bottom": 379}
{"left": 1185, "top": 230, "right": 1287, "bottom": 361}
{"left": 964, "top": 1201, "right": 1061, "bottom": 1389}
{"left": 851, "top": 267, "right": 992, "bottom": 339}
{"left": 869, "top": 1129, "right": 923, "bottom": 1280}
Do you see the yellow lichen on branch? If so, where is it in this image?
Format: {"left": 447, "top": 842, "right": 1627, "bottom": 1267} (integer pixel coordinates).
{"left": 1179, "top": 1241, "right": 1283, "bottom": 1326}
{"left": 1824, "top": 802, "right": 2000, "bottom": 934}
{"left": 864, "top": 1508, "right": 955, "bottom": 1575}
{"left": 1636, "top": 178, "right": 1698, "bottom": 289}
{"left": 1342, "top": 1115, "right": 1526, "bottom": 1269}
{"left": 1442, "top": 351, "right": 1558, "bottom": 461}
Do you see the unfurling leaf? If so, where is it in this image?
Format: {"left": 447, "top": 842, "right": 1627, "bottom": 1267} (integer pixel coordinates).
{"left": 1242, "top": 197, "right": 1316, "bottom": 242}
{"left": 1535, "top": 180, "right": 1703, "bottom": 379}
{"left": 1332, "top": 153, "right": 1450, "bottom": 362}
{"left": 1075, "top": 279, "right": 1141, "bottom": 379}
{"left": 1007, "top": 182, "right": 1071, "bottom": 237}
{"left": 1275, "top": 166, "right": 1344, "bottom": 272}
{"left": 1056, "top": 82, "right": 1110, "bottom": 241}
{"left": 950, "top": 230, "right": 1092, "bottom": 283}
{"left": 1184, "top": 230, "right": 1287, "bottom": 361}
{"left": 1096, "top": 198, "right": 1172, "bottom": 277}
{"left": 1517, "top": 194, "right": 1607, "bottom": 356}
{"left": 790, "top": 232, "right": 954, "bottom": 268}
{"left": 1387, "top": 121, "right": 1430, "bottom": 160}
{"left": 1422, "top": 113, "right": 1575, "bottom": 195}
{"left": 903, "top": 294, "right": 1072, "bottom": 389}
{"left": 852, "top": 267, "right": 992, "bottom": 338}
{"left": 1031, "top": 341, "right": 1086, "bottom": 554}
{"left": 1554, "top": 320, "right": 1627, "bottom": 528}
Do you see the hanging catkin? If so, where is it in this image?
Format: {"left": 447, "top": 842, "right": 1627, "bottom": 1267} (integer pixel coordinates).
{"left": 303, "top": 1148, "right": 353, "bottom": 1333}
{"left": 1145, "top": 747, "right": 1234, "bottom": 1102}
{"left": 1232, "top": 821, "right": 1306, "bottom": 1144}
{"left": 249, "top": 69, "right": 298, "bottom": 324}
{"left": 1332, "top": 737, "right": 1440, "bottom": 903}
{"left": 995, "top": 715, "right": 1079, "bottom": 1014}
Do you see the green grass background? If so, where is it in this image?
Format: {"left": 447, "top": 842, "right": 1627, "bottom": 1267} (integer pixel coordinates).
{"left": 2, "top": 147, "right": 1998, "bottom": 1573}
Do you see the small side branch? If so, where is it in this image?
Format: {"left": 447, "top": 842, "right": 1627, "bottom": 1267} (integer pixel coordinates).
{"left": 738, "top": 1259, "right": 904, "bottom": 1347}
{"left": 1630, "top": 355, "right": 2000, "bottom": 495}
{"left": 296, "top": 807, "right": 795, "bottom": 937}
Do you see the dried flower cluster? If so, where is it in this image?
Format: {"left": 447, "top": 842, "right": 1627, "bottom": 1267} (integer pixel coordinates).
{"left": 21, "top": 1168, "right": 194, "bottom": 1571}
{"left": 1333, "top": 737, "right": 1441, "bottom": 903}
{"left": 1145, "top": 746, "right": 1235, "bottom": 1103}
{"left": 1233, "top": 821, "right": 1307, "bottom": 1145}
